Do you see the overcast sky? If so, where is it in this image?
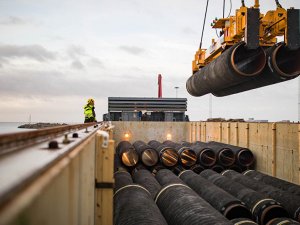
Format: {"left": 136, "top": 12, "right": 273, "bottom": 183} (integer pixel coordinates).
{"left": 0, "top": 0, "right": 299, "bottom": 123}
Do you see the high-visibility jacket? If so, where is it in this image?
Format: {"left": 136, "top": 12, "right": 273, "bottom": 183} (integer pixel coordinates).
{"left": 84, "top": 104, "right": 96, "bottom": 120}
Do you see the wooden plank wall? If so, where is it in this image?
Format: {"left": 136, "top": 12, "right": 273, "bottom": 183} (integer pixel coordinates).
{"left": 189, "top": 122, "right": 300, "bottom": 184}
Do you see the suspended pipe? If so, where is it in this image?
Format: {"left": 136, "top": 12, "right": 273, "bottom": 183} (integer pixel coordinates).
{"left": 114, "top": 171, "right": 168, "bottom": 225}
{"left": 244, "top": 170, "right": 300, "bottom": 197}
{"left": 163, "top": 140, "right": 197, "bottom": 167}
{"left": 132, "top": 169, "right": 161, "bottom": 199}
{"left": 148, "top": 140, "right": 179, "bottom": 167}
{"left": 116, "top": 141, "right": 139, "bottom": 167}
{"left": 231, "top": 218, "right": 258, "bottom": 225}
{"left": 209, "top": 141, "right": 255, "bottom": 167}
{"left": 154, "top": 171, "right": 232, "bottom": 225}
{"left": 133, "top": 140, "right": 159, "bottom": 167}
{"left": 213, "top": 43, "right": 300, "bottom": 96}
{"left": 179, "top": 170, "right": 252, "bottom": 220}
{"left": 223, "top": 170, "right": 300, "bottom": 222}
{"left": 186, "top": 42, "right": 266, "bottom": 97}
{"left": 183, "top": 141, "right": 217, "bottom": 167}
{"left": 197, "top": 141, "right": 235, "bottom": 167}
{"left": 266, "top": 217, "right": 300, "bottom": 225}
{"left": 200, "top": 169, "right": 288, "bottom": 225}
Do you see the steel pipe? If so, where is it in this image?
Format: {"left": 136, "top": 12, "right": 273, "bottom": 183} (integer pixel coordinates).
{"left": 243, "top": 170, "right": 300, "bottom": 197}
{"left": 114, "top": 171, "right": 168, "bottom": 225}
{"left": 179, "top": 170, "right": 252, "bottom": 220}
{"left": 186, "top": 42, "right": 266, "bottom": 97}
{"left": 198, "top": 141, "right": 235, "bottom": 167}
{"left": 231, "top": 218, "right": 258, "bottom": 225}
{"left": 133, "top": 140, "right": 159, "bottom": 166}
{"left": 156, "top": 169, "right": 185, "bottom": 186}
{"left": 116, "top": 141, "right": 139, "bottom": 167}
{"left": 148, "top": 140, "right": 179, "bottom": 167}
{"left": 190, "top": 164, "right": 205, "bottom": 174}
{"left": 200, "top": 169, "right": 288, "bottom": 225}
{"left": 266, "top": 218, "right": 300, "bottom": 225}
{"left": 155, "top": 171, "right": 232, "bottom": 225}
{"left": 209, "top": 141, "right": 255, "bottom": 167}
{"left": 184, "top": 141, "right": 217, "bottom": 167}
{"left": 211, "top": 164, "right": 225, "bottom": 173}
{"left": 132, "top": 169, "right": 161, "bottom": 199}
{"left": 163, "top": 140, "right": 197, "bottom": 167}
{"left": 223, "top": 170, "right": 300, "bottom": 222}
{"left": 213, "top": 43, "right": 300, "bottom": 96}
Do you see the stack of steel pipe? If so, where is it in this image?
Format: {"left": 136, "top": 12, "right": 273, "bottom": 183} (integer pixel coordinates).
{"left": 231, "top": 218, "right": 258, "bottom": 225}
{"left": 200, "top": 169, "right": 289, "bottom": 225}
{"left": 213, "top": 43, "right": 300, "bottom": 97}
{"left": 133, "top": 140, "right": 159, "bottom": 167}
{"left": 178, "top": 170, "right": 252, "bottom": 220}
{"left": 154, "top": 169, "right": 232, "bottom": 225}
{"left": 182, "top": 141, "right": 217, "bottom": 167}
{"left": 243, "top": 170, "right": 300, "bottom": 197}
{"left": 222, "top": 170, "right": 300, "bottom": 222}
{"left": 163, "top": 140, "right": 197, "bottom": 167}
{"left": 116, "top": 141, "right": 139, "bottom": 167}
{"left": 114, "top": 170, "right": 168, "bottom": 225}
{"left": 148, "top": 140, "right": 179, "bottom": 167}
{"left": 209, "top": 141, "right": 255, "bottom": 168}
{"left": 186, "top": 41, "right": 266, "bottom": 97}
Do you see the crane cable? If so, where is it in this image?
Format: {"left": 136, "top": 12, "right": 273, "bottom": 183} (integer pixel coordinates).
{"left": 199, "top": 0, "right": 209, "bottom": 49}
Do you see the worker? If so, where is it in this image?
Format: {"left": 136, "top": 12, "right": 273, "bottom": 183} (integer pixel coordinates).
{"left": 84, "top": 98, "right": 97, "bottom": 123}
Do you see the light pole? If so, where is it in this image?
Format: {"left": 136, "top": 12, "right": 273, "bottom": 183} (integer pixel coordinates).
{"left": 175, "top": 87, "right": 179, "bottom": 98}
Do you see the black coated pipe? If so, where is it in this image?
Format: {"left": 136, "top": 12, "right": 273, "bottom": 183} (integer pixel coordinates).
{"left": 151, "top": 164, "right": 166, "bottom": 175}
{"left": 132, "top": 169, "right": 161, "bottom": 199}
{"left": 200, "top": 169, "right": 289, "bottom": 225}
{"left": 148, "top": 140, "right": 179, "bottom": 167}
{"left": 171, "top": 165, "right": 186, "bottom": 176}
{"left": 163, "top": 140, "right": 197, "bottom": 167}
{"left": 199, "top": 141, "right": 235, "bottom": 167}
{"left": 114, "top": 171, "right": 133, "bottom": 192}
{"left": 229, "top": 164, "right": 246, "bottom": 173}
{"left": 114, "top": 154, "right": 128, "bottom": 173}
{"left": 231, "top": 218, "right": 258, "bottom": 225}
{"left": 266, "top": 218, "right": 300, "bottom": 225}
{"left": 223, "top": 170, "right": 300, "bottom": 222}
{"left": 155, "top": 169, "right": 185, "bottom": 186}
{"left": 114, "top": 171, "right": 168, "bottom": 225}
{"left": 244, "top": 170, "right": 300, "bottom": 197}
{"left": 209, "top": 141, "right": 255, "bottom": 167}
{"left": 155, "top": 172, "right": 232, "bottom": 225}
{"left": 213, "top": 43, "right": 300, "bottom": 96}
{"left": 188, "top": 141, "right": 217, "bottom": 167}
{"left": 133, "top": 140, "right": 159, "bottom": 166}
{"left": 211, "top": 164, "right": 225, "bottom": 173}
{"left": 190, "top": 164, "right": 205, "bottom": 174}
{"left": 179, "top": 170, "right": 252, "bottom": 220}
{"left": 116, "top": 141, "right": 139, "bottom": 167}
{"left": 186, "top": 42, "right": 266, "bottom": 97}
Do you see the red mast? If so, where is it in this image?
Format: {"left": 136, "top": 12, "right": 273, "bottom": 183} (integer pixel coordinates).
{"left": 158, "top": 74, "right": 162, "bottom": 98}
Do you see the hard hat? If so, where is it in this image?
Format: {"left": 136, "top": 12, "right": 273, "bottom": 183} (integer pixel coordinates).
{"left": 87, "top": 98, "right": 95, "bottom": 104}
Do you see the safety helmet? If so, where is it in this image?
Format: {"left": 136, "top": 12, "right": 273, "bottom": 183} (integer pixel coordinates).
{"left": 87, "top": 98, "right": 95, "bottom": 104}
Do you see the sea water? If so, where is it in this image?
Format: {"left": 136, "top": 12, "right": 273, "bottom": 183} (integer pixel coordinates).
{"left": 0, "top": 122, "right": 31, "bottom": 134}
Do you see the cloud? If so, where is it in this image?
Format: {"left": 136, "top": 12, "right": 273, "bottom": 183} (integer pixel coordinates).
{"left": 0, "top": 44, "right": 57, "bottom": 63}
{"left": 0, "top": 16, "right": 27, "bottom": 25}
{"left": 119, "top": 45, "right": 146, "bottom": 55}
{"left": 67, "top": 45, "right": 87, "bottom": 59}
{"left": 71, "top": 60, "right": 85, "bottom": 70}
{"left": 88, "top": 57, "right": 104, "bottom": 68}
{"left": 181, "top": 27, "right": 197, "bottom": 35}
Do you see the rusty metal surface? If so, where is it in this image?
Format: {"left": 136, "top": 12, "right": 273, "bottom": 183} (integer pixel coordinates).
{"left": 0, "top": 122, "right": 100, "bottom": 155}
{"left": 0, "top": 124, "right": 102, "bottom": 209}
